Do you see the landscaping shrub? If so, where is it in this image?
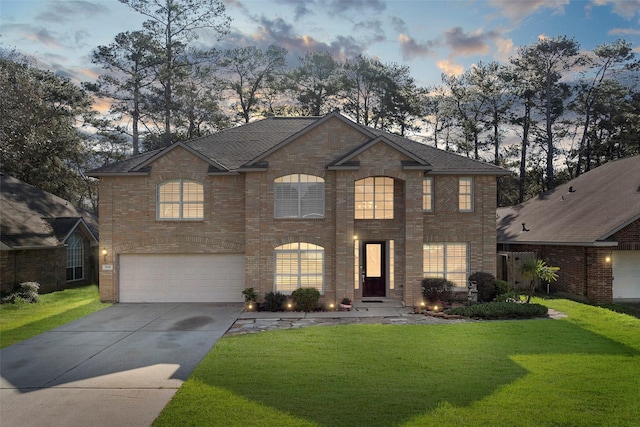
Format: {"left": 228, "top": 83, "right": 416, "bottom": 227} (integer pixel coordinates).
{"left": 445, "top": 301, "right": 548, "bottom": 319}
{"left": 291, "top": 287, "right": 320, "bottom": 312}
{"left": 263, "top": 291, "right": 287, "bottom": 312}
{"left": 421, "top": 278, "right": 454, "bottom": 303}
{"left": 1, "top": 281, "right": 40, "bottom": 304}
{"left": 469, "top": 272, "right": 498, "bottom": 302}
{"left": 496, "top": 279, "right": 509, "bottom": 296}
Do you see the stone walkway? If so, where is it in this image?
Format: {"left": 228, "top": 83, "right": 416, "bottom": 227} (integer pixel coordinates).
{"left": 226, "top": 306, "right": 468, "bottom": 336}
{"left": 225, "top": 306, "right": 568, "bottom": 336}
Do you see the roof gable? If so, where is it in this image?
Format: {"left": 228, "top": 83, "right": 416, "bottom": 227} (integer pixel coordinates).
{"left": 328, "top": 136, "right": 431, "bottom": 171}
{"left": 133, "top": 142, "right": 229, "bottom": 173}
{"left": 497, "top": 156, "right": 640, "bottom": 245}
{"left": 243, "top": 111, "right": 376, "bottom": 167}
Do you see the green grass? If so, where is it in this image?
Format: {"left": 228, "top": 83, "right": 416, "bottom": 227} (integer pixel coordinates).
{"left": 154, "top": 298, "right": 640, "bottom": 427}
{"left": 0, "top": 284, "right": 110, "bottom": 348}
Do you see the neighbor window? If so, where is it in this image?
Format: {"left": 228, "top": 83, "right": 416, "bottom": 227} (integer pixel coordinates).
{"left": 66, "top": 233, "right": 84, "bottom": 281}
{"left": 355, "top": 176, "right": 394, "bottom": 219}
{"left": 274, "top": 174, "right": 325, "bottom": 218}
{"left": 157, "top": 180, "right": 204, "bottom": 220}
{"left": 459, "top": 177, "right": 474, "bottom": 212}
{"left": 423, "top": 177, "right": 434, "bottom": 211}
{"left": 423, "top": 242, "right": 469, "bottom": 288}
{"left": 275, "top": 242, "right": 324, "bottom": 294}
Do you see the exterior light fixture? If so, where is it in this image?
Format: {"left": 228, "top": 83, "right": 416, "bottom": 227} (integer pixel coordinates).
{"left": 605, "top": 256, "right": 611, "bottom": 263}
{"left": 102, "top": 248, "right": 107, "bottom": 261}
{"left": 329, "top": 303, "right": 335, "bottom": 310}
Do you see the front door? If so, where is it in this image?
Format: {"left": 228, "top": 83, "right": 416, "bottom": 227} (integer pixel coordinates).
{"left": 362, "top": 241, "right": 386, "bottom": 297}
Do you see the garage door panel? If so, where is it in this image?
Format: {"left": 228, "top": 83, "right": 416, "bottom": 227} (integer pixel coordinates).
{"left": 119, "top": 254, "right": 245, "bottom": 303}
{"left": 613, "top": 251, "right": 640, "bottom": 300}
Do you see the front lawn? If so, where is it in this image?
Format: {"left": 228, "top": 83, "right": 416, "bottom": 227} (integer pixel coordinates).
{"left": 154, "top": 299, "right": 640, "bottom": 427}
{"left": 0, "top": 284, "right": 110, "bottom": 348}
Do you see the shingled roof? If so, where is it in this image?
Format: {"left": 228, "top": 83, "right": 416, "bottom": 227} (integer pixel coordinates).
{"left": 497, "top": 155, "right": 640, "bottom": 246}
{"left": 89, "top": 112, "right": 508, "bottom": 177}
{"left": 1, "top": 174, "right": 98, "bottom": 249}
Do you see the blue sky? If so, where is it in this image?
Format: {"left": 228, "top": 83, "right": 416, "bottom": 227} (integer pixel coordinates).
{"left": 1, "top": 0, "right": 639, "bottom": 87}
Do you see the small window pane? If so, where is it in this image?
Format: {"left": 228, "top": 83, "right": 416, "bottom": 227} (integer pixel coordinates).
{"left": 423, "top": 178, "right": 433, "bottom": 211}
{"left": 459, "top": 177, "right": 473, "bottom": 212}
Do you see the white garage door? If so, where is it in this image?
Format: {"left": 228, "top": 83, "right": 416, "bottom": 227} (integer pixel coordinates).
{"left": 613, "top": 251, "right": 640, "bottom": 300}
{"left": 119, "top": 254, "right": 245, "bottom": 303}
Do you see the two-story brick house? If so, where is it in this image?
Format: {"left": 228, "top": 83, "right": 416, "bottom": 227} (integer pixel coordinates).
{"left": 89, "top": 112, "right": 508, "bottom": 306}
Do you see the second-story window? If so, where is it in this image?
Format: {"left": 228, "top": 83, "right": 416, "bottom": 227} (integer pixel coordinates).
{"left": 157, "top": 180, "right": 204, "bottom": 220}
{"left": 355, "top": 176, "right": 394, "bottom": 219}
{"left": 458, "top": 177, "right": 474, "bottom": 212}
{"left": 274, "top": 174, "right": 325, "bottom": 218}
{"left": 423, "top": 177, "right": 434, "bottom": 211}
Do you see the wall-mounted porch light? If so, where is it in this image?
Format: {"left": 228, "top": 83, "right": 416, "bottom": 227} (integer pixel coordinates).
{"left": 102, "top": 248, "right": 108, "bottom": 261}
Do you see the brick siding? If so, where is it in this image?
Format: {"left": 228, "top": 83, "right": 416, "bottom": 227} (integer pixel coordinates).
{"left": 98, "top": 117, "right": 500, "bottom": 306}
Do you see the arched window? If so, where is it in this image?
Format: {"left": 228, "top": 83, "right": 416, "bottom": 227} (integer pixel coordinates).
{"left": 66, "top": 233, "right": 84, "bottom": 281}
{"left": 274, "top": 174, "right": 324, "bottom": 218}
{"left": 274, "top": 242, "right": 324, "bottom": 293}
{"left": 157, "top": 180, "right": 204, "bottom": 220}
{"left": 354, "top": 176, "right": 394, "bottom": 219}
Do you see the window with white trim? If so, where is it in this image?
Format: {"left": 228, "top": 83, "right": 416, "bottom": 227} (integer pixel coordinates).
{"left": 423, "top": 177, "right": 434, "bottom": 211}
{"left": 275, "top": 242, "right": 324, "bottom": 293}
{"left": 66, "top": 233, "right": 84, "bottom": 281}
{"left": 459, "top": 177, "right": 473, "bottom": 212}
{"left": 355, "top": 176, "right": 394, "bottom": 219}
{"left": 274, "top": 174, "right": 325, "bottom": 218}
{"left": 157, "top": 180, "right": 204, "bottom": 220}
{"left": 423, "top": 242, "right": 469, "bottom": 288}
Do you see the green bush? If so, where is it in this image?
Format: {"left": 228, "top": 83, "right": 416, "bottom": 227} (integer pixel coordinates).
{"left": 496, "top": 279, "right": 509, "bottom": 295}
{"left": 445, "top": 302, "right": 548, "bottom": 319}
{"left": 469, "top": 272, "right": 497, "bottom": 302}
{"left": 291, "top": 287, "right": 320, "bottom": 312}
{"left": 1, "top": 281, "right": 40, "bottom": 304}
{"left": 421, "top": 278, "right": 454, "bottom": 303}
{"left": 263, "top": 291, "right": 287, "bottom": 312}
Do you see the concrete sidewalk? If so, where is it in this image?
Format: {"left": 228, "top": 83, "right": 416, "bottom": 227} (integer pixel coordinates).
{"left": 0, "top": 303, "right": 243, "bottom": 427}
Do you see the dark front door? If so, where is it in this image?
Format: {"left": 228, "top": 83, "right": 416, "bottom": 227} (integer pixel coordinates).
{"left": 362, "top": 241, "right": 386, "bottom": 297}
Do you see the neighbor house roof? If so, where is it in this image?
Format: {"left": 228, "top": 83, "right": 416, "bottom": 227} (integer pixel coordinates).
{"left": 89, "top": 111, "right": 509, "bottom": 177}
{"left": 497, "top": 155, "right": 640, "bottom": 246}
{"left": 0, "top": 174, "right": 98, "bottom": 250}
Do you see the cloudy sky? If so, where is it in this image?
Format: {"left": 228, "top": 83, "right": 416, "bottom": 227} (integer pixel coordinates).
{"left": 2, "top": 0, "right": 639, "bottom": 87}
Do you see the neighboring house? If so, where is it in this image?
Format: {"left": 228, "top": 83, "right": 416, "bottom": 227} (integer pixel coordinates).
{"left": 497, "top": 155, "right": 640, "bottom": 304}
{"left": 0, "top": 174, "right": 99, "bottom": 295}
{"left": 89, "top": 111, "right": 508, "bottom": 306}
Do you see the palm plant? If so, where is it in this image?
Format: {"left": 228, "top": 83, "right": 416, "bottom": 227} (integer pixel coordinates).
{"left": 521, "top": 259, "right": 559, "bottom": 303}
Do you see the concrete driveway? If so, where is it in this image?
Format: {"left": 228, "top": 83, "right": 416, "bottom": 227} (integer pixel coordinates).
{"left": 0, "top": 303, "right": 243, "bottom": 427}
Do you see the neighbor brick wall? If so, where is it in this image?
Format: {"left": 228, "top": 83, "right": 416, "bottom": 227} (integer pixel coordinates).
{"left": 614, "top": 219, "right": 640, "bottom": 250}
{"left": 0, "top": 247, "right": 66, "bottom": 294}
{"left": 504, "top": 243, "right": 615, "bottom": 304}
{"left": 1, "top": 229, "right": 97, "bottom": 296}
